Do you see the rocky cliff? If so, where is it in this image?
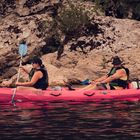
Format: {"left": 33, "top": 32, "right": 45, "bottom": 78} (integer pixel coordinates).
{"left": 0, "top": 0, "right": 60, "bottom": 80}
{"left": 0, "top": 0, "right": 140, "bottom": 87}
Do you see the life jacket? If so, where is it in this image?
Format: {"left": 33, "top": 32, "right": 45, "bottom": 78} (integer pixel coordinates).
{"left": 31, "top": 68, "right": 49, "bottom": 90}
{"left": 29, "top": 68, "right": 35, "bottom": 80}
{"left": 107, "top": 66, "right": 129, "bottom": 89}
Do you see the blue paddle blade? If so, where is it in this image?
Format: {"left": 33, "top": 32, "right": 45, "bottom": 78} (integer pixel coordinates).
{"left": 19, "top": 44, "right": 27, "bottom": 57}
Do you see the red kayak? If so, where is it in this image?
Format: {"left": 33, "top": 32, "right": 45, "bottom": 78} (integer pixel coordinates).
{"left": 0, "top": 88, "right": 140, "bottom": 102}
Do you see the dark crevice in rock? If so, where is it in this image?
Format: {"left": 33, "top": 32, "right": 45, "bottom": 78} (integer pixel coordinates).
{"left": 0, "top": 0, "right": 16, "bottom": 16}
{"left": 41, "top": 36, "right": 62, "bottom": 54}
{"left": 7, "top": 25, "right": 22, "bottom": 34}
{"left": 24, "top": 0, "right": 41, "bottom": 8}
{"left": 84, "top": 22, "right": 103, "bottom": 36}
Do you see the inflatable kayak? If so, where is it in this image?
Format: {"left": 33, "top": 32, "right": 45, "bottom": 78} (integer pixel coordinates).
{"left": 0, "top": 88, "right": 140, "bottom": 102}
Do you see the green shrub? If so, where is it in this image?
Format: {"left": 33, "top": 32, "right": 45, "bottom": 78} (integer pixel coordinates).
{"left": 56, "top": 0, "right": 90, "bottom": 36}
{"left": 94, "top": 0, "right": 140, "bottom": 20}
{"left": 133, "top": 4, "right": 140, "bottom": 20}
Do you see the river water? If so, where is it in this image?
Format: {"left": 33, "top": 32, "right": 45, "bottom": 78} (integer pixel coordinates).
{"left": 0, "top": 100, "right": 140, "bottom": 140}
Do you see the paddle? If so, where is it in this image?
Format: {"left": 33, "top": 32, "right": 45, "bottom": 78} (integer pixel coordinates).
{"left": 11, "top": 42, "right": 27, "bottom": 103}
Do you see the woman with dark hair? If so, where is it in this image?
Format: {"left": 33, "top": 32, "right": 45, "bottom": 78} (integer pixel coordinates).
{"left": 16, "top": 56, "right": 49, "bottom": 90}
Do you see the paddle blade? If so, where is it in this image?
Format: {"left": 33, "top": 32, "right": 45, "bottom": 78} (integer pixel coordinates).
{"left": 19, "top": 44, "right": 27, "bottom": 57}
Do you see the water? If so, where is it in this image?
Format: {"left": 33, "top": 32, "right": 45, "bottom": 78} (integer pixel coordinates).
{"left": 0, "top": 100, "right": 140, "bottom": 140}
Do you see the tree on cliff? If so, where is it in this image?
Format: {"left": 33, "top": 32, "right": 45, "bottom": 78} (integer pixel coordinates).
{"left": 47, "top": 0, "right": 100, "bottom": 59}
{"left": 94, "top": 0, "right": 140, "bottom": 20}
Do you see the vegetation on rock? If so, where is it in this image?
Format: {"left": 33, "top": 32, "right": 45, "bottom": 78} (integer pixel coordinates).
{"left": 91, "top": 0, "right": 140, "bottom": 20}
{"left": 45, "top": 0, "right": 101, "bottom": 59}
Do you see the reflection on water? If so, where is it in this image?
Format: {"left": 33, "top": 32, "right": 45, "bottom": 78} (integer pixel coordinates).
{"left": 0, "top": 100, "right": 140, "bottom": 140}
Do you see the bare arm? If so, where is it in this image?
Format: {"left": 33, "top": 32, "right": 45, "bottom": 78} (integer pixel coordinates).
{"left": 101, "top": 69, "right": 125, "bottom": 83}
{"left": 16, "top": 71, "right": 43, "bottom": 86}
{"left": 94, "top": 75, "right": 108, "bottom": 82}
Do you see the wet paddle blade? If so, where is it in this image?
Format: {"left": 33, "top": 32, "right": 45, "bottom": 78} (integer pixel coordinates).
{"left": 19, "top": 44, "right": 27, "bottom": 57}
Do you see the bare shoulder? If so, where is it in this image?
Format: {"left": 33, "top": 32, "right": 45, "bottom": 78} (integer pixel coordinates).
{"left": 116, "top": 69, "right": 126, "bottom": 75}
{"left": 35, "top": 70, "right": 42, "bottom": 74}
{"left": 34, "top": 71, "right": 43, "bottom": 76}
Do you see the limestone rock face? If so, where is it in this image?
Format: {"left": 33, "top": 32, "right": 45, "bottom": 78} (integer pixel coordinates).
{"left": 16, "top": 0, "right": 59, "bottom": 16}
{"left": 0, "top": 0, "right": 61, "bottom": 80}
{"left": 41, "top": 17, "right": 140, "bottom": 86}
{"left": 0, "top": 1, "right": 140, "bottom": 87}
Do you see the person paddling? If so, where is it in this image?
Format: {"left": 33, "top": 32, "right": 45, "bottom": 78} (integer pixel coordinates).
{"left": 16, "top": 56, "right": 49, "bottom": 90}
{"left": 82, "top": 56, "right": 129, "bottom": 90}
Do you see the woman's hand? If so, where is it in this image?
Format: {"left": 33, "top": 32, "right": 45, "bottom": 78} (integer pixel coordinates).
{"left": 19, "top": 66, "right": 29, "bottom": 74}
{"left": 90, "top": 81, "right": 101, "bottom": 86}
{"left": 90, "top": 81, "right": 95, "bottom": 85}
{"left": 15, "top": 82, "right": 21, "bottom": 86}
{"left": 95, "top": 81, "right": 101, "bottom": 86}
{"left": 19, "top": 66, "right": 26, "bottom": 71}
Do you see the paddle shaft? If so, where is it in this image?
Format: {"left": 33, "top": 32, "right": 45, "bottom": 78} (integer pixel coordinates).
{"left": 11, "top": 56, "right": 23, "bottom": 103}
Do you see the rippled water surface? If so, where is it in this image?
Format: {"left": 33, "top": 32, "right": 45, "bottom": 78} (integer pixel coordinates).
{"left": 0, "top": 100, "right": 140, "bottom": 140}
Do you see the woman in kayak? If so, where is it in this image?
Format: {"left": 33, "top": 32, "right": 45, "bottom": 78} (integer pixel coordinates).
{"left": 82, "top": 56, "right": 129, "bottom": 90}
{"left": 16, "top": 56, "right": 49, "bottom": 90}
